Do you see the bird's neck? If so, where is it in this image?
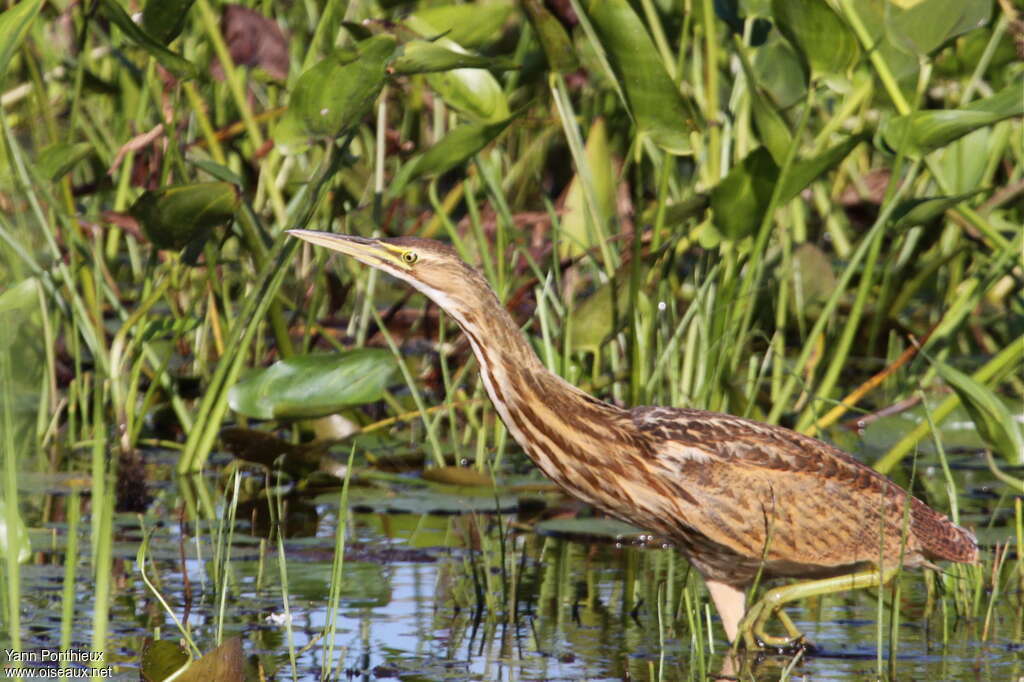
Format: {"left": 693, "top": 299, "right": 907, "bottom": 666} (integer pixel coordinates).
{"left": 445, "top": 287, "right": 630, "bottom": 488}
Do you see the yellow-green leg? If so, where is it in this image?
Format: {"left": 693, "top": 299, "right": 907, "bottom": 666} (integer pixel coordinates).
{"left": 739, "top": 567, "right": 900, "bottom": 650}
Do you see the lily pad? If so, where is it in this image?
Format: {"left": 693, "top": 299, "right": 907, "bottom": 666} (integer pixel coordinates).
{"left": 534, "top": 517, "right": 655, "bottom": 544}
{"left": 228, "top": 349, "right": 399, "bottom": 420}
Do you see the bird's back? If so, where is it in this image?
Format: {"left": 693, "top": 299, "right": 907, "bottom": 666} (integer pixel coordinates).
{"left": 621, "top": 407, "right": 977, "bottom": 585}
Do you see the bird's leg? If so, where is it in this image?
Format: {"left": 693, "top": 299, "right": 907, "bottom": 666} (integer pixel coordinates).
{"left": 705, "top": 579, "right": 746, "bottom": 643}
{"left": 741, "top": 567, "right": 900, "bottom": 649}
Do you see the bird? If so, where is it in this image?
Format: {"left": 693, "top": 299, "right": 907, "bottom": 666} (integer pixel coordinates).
{"left": 288, "top": 229, "right": 979, "bottom": 649}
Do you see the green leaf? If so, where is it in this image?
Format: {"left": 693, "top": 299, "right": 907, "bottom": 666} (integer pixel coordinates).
{"left": 751, "top": 32, "right": 807, "bottom": 108}
{"left": 390, "top": 40, "right": 515, "bottom": 75}
{"left": 421, "top": 466, "right": 493, "bottom": 487}
{"left": 142, "top": 0, "right": 196, "bottom": 45}
{"left": 884, "top": 0, "right": 991, "bottom": 57}
{"left": 710, "top": 147, "right": 778, "bottom": 240}
{"left": 749, "top": 85, "right": 793, "bottom": 166}
{"left": 0, "top": 0, "right": 43, "bottom": 84}
{"left": 879, "top": 81, "right": 1024, "bottom": 158}
{"left": 534, "top": 517, "right": 649, "bottom": 543}
{"left": 771, "top": 0, "right": 860, "bottom": 80}
{"left": 404, "top": 14, "right": 511, "bottom": 122}
{"left": 935, "top": 360, "right": 1024, "bottom": 466}
{"left": 131, "top": 182, "right": 240, "bottom": 250}
{"left": 228, "top": 350, "right": 399, "bottom": 420}
{"left": 522, "top": 0, "right": 578, "bottom": 74}
{"left": 584, "top": 0, "right": 699, "bottom": 154}
{"left": 387, "top": 117, "right": 512, "bottom": 198}
{"left": 36, "top": 142, "right": 93, "bottom": 181}
{"left": 891, "top": 189, "right": 987, "bottom": 229}
{"left": 557, "top": 117, "right": 616, "bottom": 258}
{"left": 778, "top": 133, "right": 867, "bottom": 204}
{"left": 97, "top": 0, "right": 199, "bottom": 80}
{"left": 279, "top": 35, "right": 397, "bottom": 144}
{"left": 409, "top": 2, "right": 515, "bottom": 50}
{"left": 140, "top": 639, "right": 190, "bottom": 682}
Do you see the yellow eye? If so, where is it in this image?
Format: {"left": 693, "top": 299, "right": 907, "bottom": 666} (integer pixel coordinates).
{"left": 402, "top": 251, "right": 418, "bottom": 264}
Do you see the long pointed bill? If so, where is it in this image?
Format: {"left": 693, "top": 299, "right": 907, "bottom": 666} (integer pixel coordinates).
{"left": 287, "top": 229, "right": 410, "bottom": 274}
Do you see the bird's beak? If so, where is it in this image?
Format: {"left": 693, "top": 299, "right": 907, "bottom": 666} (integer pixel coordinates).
{"left": 287, "top": 229, "right": 409, "bottom": 271}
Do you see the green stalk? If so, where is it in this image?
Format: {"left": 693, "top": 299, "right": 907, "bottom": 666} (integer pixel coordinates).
{"left": 874, "top": 333, "right": 1024, "bottom": 473}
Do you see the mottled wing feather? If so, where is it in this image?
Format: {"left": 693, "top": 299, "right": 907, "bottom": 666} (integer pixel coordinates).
{"left": 630, "top": 406, "right": 977, "bottom": 580}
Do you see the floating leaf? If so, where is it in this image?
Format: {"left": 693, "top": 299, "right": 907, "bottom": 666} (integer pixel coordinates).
{"left": 278, "top": 35, "right": 396, "bottom": 145}
{"left": 884, "top": 0, "right": 991, "bottom": 57}
{"left": 0, "top": 0, "right": 43, "bottom": 83}
{"left": 935, "top": 360, "right": 1024, "bottom": 465}
{"left": 534, "top": 517, "right": 651, "bottom": 543}
{"left": 710, "top": 147, "right": 777, "bottom": 240}
{"left": 584, "top": 0, "right": 699, "bottom": 154}
{"left": 391, "top": 40, "right": 515, "bottom": 75}
{"left": 141, "top": 0, "right": 195, "bottom": 45}
{"left": 879, "top": 81, "right": 1024, "bottom": 158}
{"left": 891, "top": 189, "right": 987, "bottom": 229}
{"left": 522, "top": 0, "right": 578, "bottom": 74}
{"left": 771, "top": 0, "right": 860, "bottom": 80}
{"left": 131, "top": 182, "right": 240, "bottom": 250}
{"left": 36, "top": 142, "right": 93, "bottom": 181}
{"left": 229, "top": 350, "right": 399, "bottom": 420}
{"left": 421, "top": 466, "right": 493, "bottom": 487}
{"left": 140, "top": 639, "right": 189, "bottom": 682}
{"left": 387, "top": 117, "right": 512, "bottom": 197}
{"left": 97, "top": 0, "right": 199, "bottom": 80}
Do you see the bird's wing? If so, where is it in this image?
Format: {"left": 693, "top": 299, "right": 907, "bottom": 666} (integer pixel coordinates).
{"left": 630, "top": 406, "right": 974, "bottom": 571}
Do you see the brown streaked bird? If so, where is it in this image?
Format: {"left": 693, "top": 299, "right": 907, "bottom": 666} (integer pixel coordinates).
{"left": 288, "top": 229, "right": 978, "bottom": 648}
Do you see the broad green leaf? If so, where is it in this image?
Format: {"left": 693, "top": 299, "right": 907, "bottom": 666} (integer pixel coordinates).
{"left": 131, "top": 182, "right": 240, "bottom": 250}
{"left": 0, "top": 0, "right": 43, "bottom": 83}
{"left": 36, "top": 142, "right": 93, "bottom": 181}
{"left": 0, "top": 278, "right": 38, "bottom": 315}
{"left": 789, "top": 242, "right": 836, "bottom": 312}
{"left": 751, "top": 32, "right": 807, "bottom": 108}
{"left": 879, "top": 81, "right": 1024, "bottom": 158}
{"left": 410, "top": 1, "right": 515, "bottom": 49}
{"left": 279, "top": 36, "right": 397, "bottom": 143}
{"left": 387, "top": 117, "right": 512, "bottom": 198}
{"left": 140, "top": 639, "right": 189, "bottom": 682}
{"left": 778, "top": 133, "right": 867, "bottom": 204}
{"left": 749, "top": 85, "right": 793, "bottom": 166}
{"left": 522, "top": 0, "right": 578, "bottom": 74}
{"left": 771, "top": 0, "right": 860, "bottom": 80}
{"left": 847, "top": 0, "right": 918, "bottom": 81}
{"left": 229, "top": 350, "right": 399, "bottom": 420}
{"left": 391, "top": 40, "right": 515, "bottom": 75}
{"left": 557, "top": 117, "right": 616, "bottom": 258}
{"left": 935, "top": 360, "right": 1024, "bottom": 465}
{"left": 584, "top": 0, "right": 699, "bottom": 154}
{"left": 569, "top": 279, "right": 643, "bottom": 353}
{"left": 891, "top": 189, "right": 987, "bottom": 229}
{"left": 710, "top": 147, "right": 777, "bottom": 240}
{"left": 405, "top": 16, "right": 510, "bottom": 122}
{"left": 142, "top": 0, "right": 196, "bottom": 45}
{"left": 97, "top": 0, "right": 199, "bottom": 80}
{"left": 885, "top": 0, "right": 991, "bottom": 57}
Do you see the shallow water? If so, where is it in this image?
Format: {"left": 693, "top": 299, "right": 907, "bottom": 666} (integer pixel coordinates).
{"left": 7, "top": 422, "right": 1024, "bottom": 681}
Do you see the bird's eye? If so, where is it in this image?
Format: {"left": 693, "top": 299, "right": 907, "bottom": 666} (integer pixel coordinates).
{"left": 402, "top": 251, "right": 418, "bottom": 264}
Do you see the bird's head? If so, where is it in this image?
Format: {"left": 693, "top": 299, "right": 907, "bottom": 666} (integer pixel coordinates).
{"left": 287, "top": 230, "right": 494, "bottom": 327}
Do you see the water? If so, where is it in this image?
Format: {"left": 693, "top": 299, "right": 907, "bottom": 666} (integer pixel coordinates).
{"left": 8, "top": 433, "right": 1023, "bottom": 680}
